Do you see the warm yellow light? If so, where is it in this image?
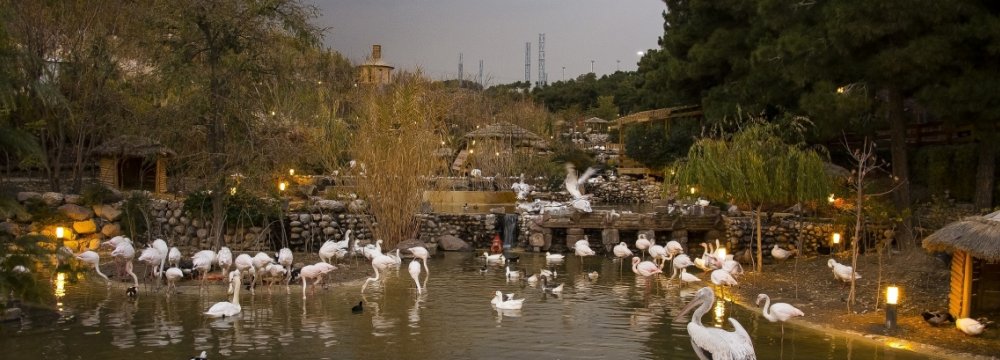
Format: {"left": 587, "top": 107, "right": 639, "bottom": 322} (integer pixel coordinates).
{"left": 270, "top": 110, "right": 276, "bottom": 116}
{"left": 713, "top": 300, "right": 726, "bottom": 328}
{"left": 690, "top": 187, "right": 697, "bottom": 195}
{"left": 469, "top": 149, "right": 474, "bottom": 154}
{"left": 230, "top": 187, "right": 237, "bottom": 195}
{"left": 472, "top": 140, "right": 476, "bottom": 145}
{"left": 56, "top": 227, "right": 65, "bottom": 239}
{"left": 279, "top": 182, "right": 287, "bottom": 192}
{"left": 836, "top": 86, "right": 846, "bottom": 94}
{"left": 441, "top": 140, "right": 445, "bottom": 145}
{"left": 670, "top": 170, "right": 676, "bottom": 176}
{"left": 289, "top": 168, "right": 295, "bottom": 176}
{"left": 495, "top": 152, "right": 500, "bottom": 156}
{"left": 828, "top": 193, "right": 836, "bottom": 203}
{"left": 887, "top": 286, "right": 899, "bottom": 305}
{"left": 832, "top": 232, "right": 841, "bottom": 244}
{"left": 55, "top": 272, "right": 66, "bottom": 298}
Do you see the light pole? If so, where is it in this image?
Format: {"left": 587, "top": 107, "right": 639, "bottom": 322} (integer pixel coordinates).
{"left": 562, "top": 66, "right": 565, "bottom": 81}
{"left": 591, "top": 60, "right": 595, "bottom": 74}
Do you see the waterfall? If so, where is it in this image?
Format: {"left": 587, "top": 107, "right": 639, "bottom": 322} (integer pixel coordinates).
{"left": 502, "top": 213, "right": 519, "bottom": 249}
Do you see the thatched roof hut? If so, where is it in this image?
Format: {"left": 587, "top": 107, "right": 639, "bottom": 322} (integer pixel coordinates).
{"left": 922, "top": 210, "right": 1000, "bottom": 318}
{"left": 464, "top": 121, "right": 546, "bottom": 146}
{"left": 92, "top": 135, "right": 174, "bottom": 193}
{"left": 583, "top": 117, "right": 608, "bottom": 124}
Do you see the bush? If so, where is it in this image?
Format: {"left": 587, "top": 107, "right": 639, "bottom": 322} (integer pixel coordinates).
{"left": 183, "top": 189, "right": 280, "bottom": 228}
{"left": 120, "top": 192, "right": 151, "bottom": 241}
{"left": 81, "top": 183, "right": 121, "bottom": 206}
{"left": 21, "top": 197, "right": 70, "bottom": 226}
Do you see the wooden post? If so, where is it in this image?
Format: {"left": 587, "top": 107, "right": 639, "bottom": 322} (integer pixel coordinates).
{"left": 962, "top": 252, "right": 973, "bottom": 318}
{"left": 949, "top": 250, "right": 966, "bottom": 318}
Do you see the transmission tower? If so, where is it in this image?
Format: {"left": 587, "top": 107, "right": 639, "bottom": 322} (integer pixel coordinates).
{"left": 537, "top": 33, "right": 546, "bottom": 87}
{"left": 524, "top": 42, "right": 531, "bottom": 85}
{"left": 478, "top": 60, "right": 484, "bottom": 88}
{"left": 458, "top": 53, "right": 463, "bottom": 82}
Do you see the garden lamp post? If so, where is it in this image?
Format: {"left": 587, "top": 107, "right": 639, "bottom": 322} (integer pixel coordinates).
{"left": 886, "top": 285, "right": 899, "bottom": 330}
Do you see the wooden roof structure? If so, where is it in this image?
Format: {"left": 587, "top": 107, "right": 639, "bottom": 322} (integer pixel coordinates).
{"left": 922, "top": 210, "right": 1000, "bottom": 318}
{"left": 923, "top": 210, "right": 1000, "bottom": 261}
{"left": 91, "top": 135, "right": 176, "bottom": 158}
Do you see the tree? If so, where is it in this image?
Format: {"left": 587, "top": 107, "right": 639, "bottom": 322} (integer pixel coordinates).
{"left": 349, "top": 74, "right": 447, "bottom": 249}
{"left": 623, "top": 119, "right": 699, "bottom": 170}
{"left": 676, "top": 121, "right": 830, "bottom": 271}
{"left": 141, "top": 0, "right": 322, "bottom": 246}
{"left": 589, "top": 95, "right": 618, "bottom": 121}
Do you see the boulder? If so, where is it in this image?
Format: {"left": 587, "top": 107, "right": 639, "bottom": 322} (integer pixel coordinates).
{"left": 16, "top": 192, "right": 41, "bottom": 203}
{"left": 95, "top": 204, "right": 122, "bottom": 222}
{"left": 438, "top": 235, "right": 471, "bottom": 252}
{"left": 299, "top": 214, "right": 312, "bottom": 223}
{"left": 72, "top": 220, "right": 97, "bottom": 235}
{"left": 41, "top": 192, "right": 64, "bottom": 206}
{"left": 64, "top": 194, "right": 82, "bottom": 205}
{"left": 197, "top": 228, "right": 209, "bottom": 239}
{"left": 101, "top": 223, "right": 121, "bottom": 237}
{"left": 58, "top": 204, "right": 94, "bottom": 221}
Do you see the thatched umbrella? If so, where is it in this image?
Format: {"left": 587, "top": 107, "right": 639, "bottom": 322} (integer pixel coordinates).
{"left": 923, "top": 210, "right": 1000, "bottom": 261}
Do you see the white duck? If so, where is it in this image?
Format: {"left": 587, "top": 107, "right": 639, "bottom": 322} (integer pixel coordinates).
{"left": 675, "top": 287, "right": 756, "bottom": 360}
{"left": 492, "top": 290, "right": 525, "bottom": 310}
{"left": 771, "top": 244, "right": 794, "bottom": 262}
{"left": 828, "top": 259, "right": 861, "bottom": 283}
{"left": 204, "top": 269, "right": 242, "bottom": 318}
{"left": 505, "top": 265, "right": 521, "bottom": 279}
{"left": 563, "top": 162, "right": 598, "bottom": 213}
{"left": 483, "top": 252, "right": 504, "bottom": 262}
{"left": 956, "top": 318, "right": 987, "bottom": 336}
{"left": 757, "top": 293, "right": 805, "bottom": 334}
{"left": 545, "top": 251, "right": 565, "bottom": 261}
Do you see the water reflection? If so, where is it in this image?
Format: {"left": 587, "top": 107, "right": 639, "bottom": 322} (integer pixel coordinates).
{"left": 3, "top": 253, "right": 936, "bottom": 360}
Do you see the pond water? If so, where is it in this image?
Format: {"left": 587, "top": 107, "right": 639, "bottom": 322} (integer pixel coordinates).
{"left": 2, "top": 253, "right": 935, "bottom": 359}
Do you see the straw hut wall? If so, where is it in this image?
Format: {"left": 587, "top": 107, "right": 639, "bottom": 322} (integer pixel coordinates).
{"left": 91, "top": 135, "right": 175, "bottom": 193}
{"left": 922, "top": 210, "right": 1000, "bottom": 318}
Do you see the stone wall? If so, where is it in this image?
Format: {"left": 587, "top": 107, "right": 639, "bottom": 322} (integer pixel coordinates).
{"left": 723, "top": 216, "right": 838, "bottom": 258}
{"left": 6, "top": 191, "right": 125, "bottom": 253}
{"left": 589, "top": 176, "right": 662, "bottom": 204}
{"left": 415, "top": 213, "right": 497, "bottom": 249}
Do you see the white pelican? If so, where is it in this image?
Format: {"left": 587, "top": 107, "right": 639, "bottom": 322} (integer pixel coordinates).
{"left": 827, "top": 259, "right": 860, "bottom": 283}
{"left": 217, "top": 247, "right": 233, "bottom": 278}
{"left": 956, "top": 318, "right": 988, "bottom": 336}
{"left": 545, "top": 251, "right": 565, "bottom": 261}
{"left": 408, "top": 259, "right": 423, "bottom": 294}
{"left": 204, "top": 269, "right": 242, "bottom": 318}
{"left": 632, "top": 257, "right": 662, "bottom": 277}
{"left": 635, "top": 234, "right": 652, "bottom": 260}
{"left": 757, "top": 293, "right": 804, "bottom": 334}
{"left": 76, "top": 250, "right": 110, "bottom": 284}
{"left": 679, "top": 268, "right": 702, "bottom": 284}
{"left": 165, "top": 266, "right": 183, "bottom": 293}
{"left": 771, "top": 245, "right": 794, "bottom": 262}
{"left": 361, "top": 253, "right": 397, "bottom": 293}
{"left": 408, "top": 246, "right": 430, "bottom": 274}
{"left": 168, "top": 247, "right": 181, "bottom": 268}
{"left": 492, "top": 290, "right": 525, "bottom": 310}
{"left": 563, "top": 163, "right": 598, "bottom": 213}
{"left": 675, "top": 287, "right": 756, "bottom": 360}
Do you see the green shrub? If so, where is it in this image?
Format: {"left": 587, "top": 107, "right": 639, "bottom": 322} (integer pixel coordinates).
{"left": 120, "top": 192, "right": 151, "bottom": 241}
{"left": 182, "top": 190, "right": 213, "bottom": 219}
{"left": 22, "top": 197, "right": 70, "bottom": 226}
{"left": 183, "top": 189, "right": 280, "bottom": 228}
{"left": 81, "top": 183, "right": 121, "bottom": 206}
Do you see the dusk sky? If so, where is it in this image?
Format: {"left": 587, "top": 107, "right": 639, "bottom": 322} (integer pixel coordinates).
{"left": 310, "top": 0, "right": 666, "bottom": 85}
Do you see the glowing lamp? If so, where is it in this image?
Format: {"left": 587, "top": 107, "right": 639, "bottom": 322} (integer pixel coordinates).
{"left": 828, "top": 193, "right": 836, "bottom": 203}
{"left": 886, "top": 286, "right": 899, "bottom": 305}
{"left": 832, "top": 232, "right": 841, "bottom": 244}
{"left": 279, "top": 182, "right": 287, "bottom": 192}
{"left": 689, "top": 187, "right": 697, "bottom": 195}
{"left": 469, "top": 149, "right": 474, "bottom": 154}
{"left": 289, "top": 169, "right": 295, "bottom": 176}
{"left": 230, "top": 187, "right": 237, "bottom": 195}
{"left": 56, "top": 227, "right": 65, "bottom": 239}
{"left": 495, "top": 152, "right": 500, "bottom": 156}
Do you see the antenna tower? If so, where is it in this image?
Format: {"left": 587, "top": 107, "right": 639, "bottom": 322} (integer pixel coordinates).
{"left": 524, "top": 42, "right": 531, "bottom": 84}
{"left": 478, "top": 60, "right": 484, "bottom": 88}
{"left": 458, "top": 53, "right": 464, "bottom": 82}
{"left": 537, "top": 33, "right": 546, "bottom": 87}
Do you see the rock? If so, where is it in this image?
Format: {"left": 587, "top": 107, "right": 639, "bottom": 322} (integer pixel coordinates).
{"left": 101, "top": 223, "right": 121, "bottom": 237}
{"left": 16, "top": 192, "right": 41, "bottom": 203}
{"left": 290, "top": 221, "right": 302, "bottom": 227}
{"left": 41, "top": 192, "right": 64, "bottom": 206}
{"left": 197, "top": 229, "right": 209, "bottom": 239}
{"left": 58, "top": 204, "right": 94, "bottom": 221}
{"left": 348, "top": 199, "right": 367, "bottom": 213}
{"left": 323, "top": 227, "right": 336, "bottom": 235}
{"left": 63, "top": 240, "right": 80, "bottom": 252}
{"left": 529, "top": 233, "right": 545, "bottom": 247}
{"left": 438, "top": 235, "right": 471, "bottom": 251}
{"left": 72, "top": 220, "right": 97, "bottom": 235}
{"left": 64, "top": 194, "right": 82, "bottom": 205}
{"left": 299, "top": 214, "right": 312, "bottom": 223}
{"left": 173, "top": 225, "right": 186, "bottom": 234}
{"left": 88, "top": 238, "right": 101, "bottom": 250}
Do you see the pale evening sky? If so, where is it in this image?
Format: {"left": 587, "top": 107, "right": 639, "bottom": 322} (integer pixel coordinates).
{"left": 309, "top": 0, "right": 666, "bottom": 85}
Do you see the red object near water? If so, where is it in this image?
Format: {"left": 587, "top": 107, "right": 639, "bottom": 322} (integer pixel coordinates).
{"left": 490, "top": 233, "right": 503, "bottom": 254}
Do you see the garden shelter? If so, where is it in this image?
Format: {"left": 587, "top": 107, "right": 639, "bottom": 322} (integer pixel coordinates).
{"left": 923, "top": 210, "right": 1000, "bottom": 318}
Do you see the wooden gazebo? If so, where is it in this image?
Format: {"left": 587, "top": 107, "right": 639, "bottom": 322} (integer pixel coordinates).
{"left": 923, "top": 210, "right": 1000, "bottom": 318}
{"left": 91, "top": 135, "right": 175, "bottom": 193}
{"left": 453, "top": 122, "right": 548, "bottom": 172}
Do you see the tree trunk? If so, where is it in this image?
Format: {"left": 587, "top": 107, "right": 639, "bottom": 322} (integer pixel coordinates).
{"left": 886, "top": 88, "right": 913, "bottom": 248}
{"left": 755, "top": 205, "right": 763, "bottom": 272}
{"left": 974, "top": 127, "right": 997, "bottom": 211}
